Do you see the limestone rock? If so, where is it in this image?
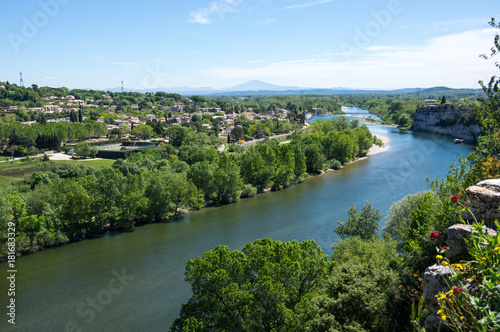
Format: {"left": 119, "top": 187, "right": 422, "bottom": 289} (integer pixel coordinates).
{"left": 423, "top": 264, "right": 453, "bottom": 314}
{"left": 465, "top": 179, "right": 500, "bottom": 229}
{"left": 446, "top": 224, "right": 497, "bottom": 262}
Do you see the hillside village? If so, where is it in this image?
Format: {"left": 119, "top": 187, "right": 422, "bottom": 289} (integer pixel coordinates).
{"left": 0, "top": 83, "right": 311, "bottom": 146}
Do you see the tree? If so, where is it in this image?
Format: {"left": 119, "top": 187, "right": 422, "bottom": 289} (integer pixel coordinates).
{"left": 74, "top": 142, "right": 97, "bottom": 158}
{"left": 230, "top": 126, "right": 244, "bottom": 141}
{"left": 191, "top": 114, "right": 201, "bottom": 123}
{"left": 172, "top": 238, "right": 328, "bottom": 332}
{"left": 109, "top": 128, "right": 123, "bottom": 138}
{"left": 476, "top": 18, "right": 500, "bottom": 155}
{"left": 168, "top": 173, "right": 204, "bottom": 218}
{"left": 334, "top": 201, "right": 381, "bottom": 240}
{"left": 239, "top": 146, "right": 274, "bottom": 191}
{"left": 210, "top": 153, "right": 242, "bottom": 204}
{"left": 441, "top": 95, "right": 446, "bottom": 104}
{"left": 166, "top": 126, "right": 189, "bottom": 146}
{"left": 304, "top": 143, "right": 323, "bottom": 174}
{"left": 38, "top": 113, "right": 47, "bottom": 125}
{"left": 292, "top": 144, "right": 307, "bottom": 179}
{"left": 144, "top": 171, "right": 172, "bottom": 221}
{"left": 383, "top": 192, "right": 434, "bottom": 249}
{"left": 132, "top": 124, "right": 153, "bottom": 140}
{"left": 69, "top": 111, "right": 77, "bottom": 123}
{"left": 311, "top": 237, "right": 400, "bottom": 331}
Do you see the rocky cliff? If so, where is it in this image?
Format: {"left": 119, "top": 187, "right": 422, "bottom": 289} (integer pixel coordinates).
{"left": 412, "top": 105, "right": 481, "bottom": 143}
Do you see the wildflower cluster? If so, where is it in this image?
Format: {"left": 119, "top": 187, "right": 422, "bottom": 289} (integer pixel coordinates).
{"left": 435, "top": 282, "right": 478, "bottom": 330}
{"left": 449, "top": 195, "right": 469, "bottom": 211}
{"left": 434, "top": 220, "right": 500, "bottom": 331}
{"left": 430, "top": 232, "right": 440, "bottom": 242}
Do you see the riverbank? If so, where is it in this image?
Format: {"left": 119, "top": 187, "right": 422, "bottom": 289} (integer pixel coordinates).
{"left": 360, "top": 118, "right": 399, "bottom": 128}
{"left": 368, "top": 134, "right": 391, "bottom": 156}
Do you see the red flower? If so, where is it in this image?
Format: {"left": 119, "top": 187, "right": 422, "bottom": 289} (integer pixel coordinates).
{"left": 464, "top": 202, "right": 469, "bottom": 207}
{"left": 453, "top": 286, "right": 463, "bottom": 295}
{"left": 451, "top": 196, "right": 460, "bottom": 203}
{"left": 430, "top": 232, "right": 440, "bottom": 241}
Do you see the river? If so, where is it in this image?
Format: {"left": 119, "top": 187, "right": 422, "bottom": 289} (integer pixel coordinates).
{"left": 0, "top": 108, "right": 474, "bottom": 331}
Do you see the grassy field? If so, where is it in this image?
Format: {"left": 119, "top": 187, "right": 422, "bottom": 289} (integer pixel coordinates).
{"left": 0, "top": 158, "right": 114, "bottom": 186}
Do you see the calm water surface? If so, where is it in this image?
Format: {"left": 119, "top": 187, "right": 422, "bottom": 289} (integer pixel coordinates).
{"left": 1, "top": 108, "right": 474, "bottom": 331}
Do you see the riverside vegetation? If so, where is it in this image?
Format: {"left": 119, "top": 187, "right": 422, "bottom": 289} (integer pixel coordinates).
{"left": 0, "top": 115, "right": 378, "bottom": 258}
{"left": 169, "top": 19, "right": 500, "bottom": 331}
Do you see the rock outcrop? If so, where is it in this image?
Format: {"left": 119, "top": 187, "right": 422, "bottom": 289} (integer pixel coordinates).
{"left": 413, "top": 106, "right": 480, "bottom": 143}
{"left": 464, "top": 179, "right": 500, "bottom": 229}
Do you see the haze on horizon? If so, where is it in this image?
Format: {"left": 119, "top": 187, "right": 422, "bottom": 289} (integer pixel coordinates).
{"left": 1, "top": 0, "right": 498, "bottom": 91}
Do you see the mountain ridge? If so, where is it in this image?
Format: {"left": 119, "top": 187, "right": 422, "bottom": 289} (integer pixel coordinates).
{"left": 104, "top": 80, "right": 483, "bottom": 96}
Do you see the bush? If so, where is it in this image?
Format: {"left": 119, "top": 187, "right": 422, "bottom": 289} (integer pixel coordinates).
{"left": 326, "top": 159, "right": 342, "bottom": 170}
{"left": 240, "top": 184, "right": 257, "bottom": 198}
{"left": 228, "top": 144, "right": 244, "bottom": 153}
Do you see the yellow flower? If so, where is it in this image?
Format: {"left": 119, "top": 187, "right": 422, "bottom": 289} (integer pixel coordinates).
{"left": 442, "top": 261, "right": 449, "bottom": 266}
{"left": 452, "top": 263, "right": 464, "bottom": 270}
{"left": 441, "top": 314, "right": 447, "bottom": 320}
{"left": 418, "top": 277, "right": 423, "bottom": 281}
{"left": 494, "top": 246, "right": 500, "bottom": 251}
{"left": 460, "top": 316, "right": 464, "bottom": 320}
{"left": 436, "top": 255, "right": 443, "bottom": 259}
{"left": 437, "top": 310, "right": 442, "bottom": 315}
{"left": 413, "top": 273, "right": 419, "bottom": 277}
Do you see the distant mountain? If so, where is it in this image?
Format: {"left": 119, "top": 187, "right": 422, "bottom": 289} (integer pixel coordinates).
{"left": 104, "top": 81, "right": 483, "bottom": 97}
{"left": 223, "top": 80, "right": 307, "bottom": 92}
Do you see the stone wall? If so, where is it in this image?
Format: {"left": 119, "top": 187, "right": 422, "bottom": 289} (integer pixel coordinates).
{"left": 413, "top": 106, "right": 481, "bottom": 143}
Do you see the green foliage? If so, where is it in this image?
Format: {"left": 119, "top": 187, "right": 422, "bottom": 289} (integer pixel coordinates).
{"left": 311, "top": 237, "right": 401, "bottom": 331}
{"left": 334, "top": 201, "right": 381, "bottom": 240}
{"left": 132, "top": 124, "right": 154, "bottom": 140}
{"left": 384, "top": 192, "right": 436, "bottom": 249}
{"left": 74, "top": 142, "right": 97, "bottom": 158}
{"left": 476, "top": 18, "right": 500, "bottom": 156}
{"left": 240, "top": 183, "right": 257, "bottom": 198}
{"left": 172, "top": 238, "right": 329, "bottom": 332}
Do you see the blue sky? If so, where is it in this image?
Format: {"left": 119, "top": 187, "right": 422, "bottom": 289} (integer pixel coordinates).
{"left": 1, "top": 0, "right": 499, "bottom": 90}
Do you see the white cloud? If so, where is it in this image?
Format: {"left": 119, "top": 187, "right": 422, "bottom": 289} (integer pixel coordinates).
{"left": 189, "top": 0, "right": 243, "bottom": 24}
{"left": 283, "top": 0, "right": 334, "bottom": 10}
{"left": 202, "top": 29, "right": 499, "bottom": 89}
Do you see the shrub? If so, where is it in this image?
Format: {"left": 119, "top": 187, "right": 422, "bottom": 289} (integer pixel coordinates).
{"left": 240, "top": 184, "right": 257, "bottom": 198}
{"left": 326, "top": 158, "right": 342, "bottom": 170}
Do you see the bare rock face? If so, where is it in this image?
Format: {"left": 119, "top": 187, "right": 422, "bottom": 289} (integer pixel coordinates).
{"left": 423, "top": 264, "right": 454, "bottom": 314}
{"left": 465, "top": 179, "right": 500, "bottom": 229}
{"left": 446, "top": 224, "right": 497, "bottom": 262}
